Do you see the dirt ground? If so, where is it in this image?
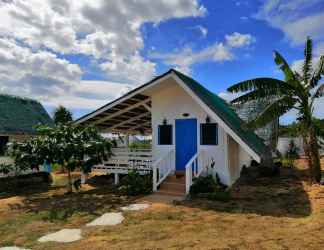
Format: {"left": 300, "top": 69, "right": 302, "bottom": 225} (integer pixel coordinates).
{"left": 1, "top": 160, "right": 324, "bottom": 250}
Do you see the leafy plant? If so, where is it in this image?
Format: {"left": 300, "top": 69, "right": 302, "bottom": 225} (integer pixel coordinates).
{"left": 227, "top": 37, "right": 324, "bottom": 182}
{"left": 189, "top": 175, "right": 221, "bottom": 195}
{"left": 119, "top": 169, "right": 152, "bottom": 196}
{"left": 8, "top": 124, "right": 112, "bottom": 193}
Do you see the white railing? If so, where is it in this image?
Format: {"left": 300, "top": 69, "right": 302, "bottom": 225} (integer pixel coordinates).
{"left": 185, "top": 150, "right": 211, "bottom": 194}
{"left": 92, "top": 147, "right": 152, "bottom": 174}
{"left": 152, "top": 149, "right": 175, "bottom": 191}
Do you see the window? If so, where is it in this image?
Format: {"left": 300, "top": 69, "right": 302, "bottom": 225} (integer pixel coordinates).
{"left": 200, "top": 123, "right": 218, "bottom": 145}
{"left": 0, "top": 136, "right": 9, "bottom": 156}
{"left": 158, "top": 125, "right": 172, "bottom": 145}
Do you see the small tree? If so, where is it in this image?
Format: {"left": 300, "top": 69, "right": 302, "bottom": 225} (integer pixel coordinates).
{"left": 9, "top": 125, "right": 112, "bottom": 193}
{"left": 53, "top": 106, "right": 73, "bottom": 125}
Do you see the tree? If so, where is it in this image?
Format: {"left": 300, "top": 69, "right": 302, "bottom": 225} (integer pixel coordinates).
{"left": 227, "top": 37, "right": 324, "bottom": 182}
{"left": 9, "top": 125, "right": 112, "bottom": 193}
{"left": 53, "top": 106, "right": 73, "bottom": 125}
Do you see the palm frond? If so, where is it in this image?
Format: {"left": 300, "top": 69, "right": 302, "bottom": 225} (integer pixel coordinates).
{"left": 313, "top": 83, "right": 324, "bottom": 99}
{"left": 303, "top": 37, "right": 313, "bottom": 83}
{"left": 273, "top": 51, "right": 296, "bottom": 82}
{"left": 227, "top": 78, "right": 286, "bottom": 93}
{"left": 230, "top": 87, "right": 287, "bottom": 104}
{"left": 247, "top": 96, "right": 297, "bottom": 129}
{"left": 309, "top": 55, "right": 324, "bottom": 89}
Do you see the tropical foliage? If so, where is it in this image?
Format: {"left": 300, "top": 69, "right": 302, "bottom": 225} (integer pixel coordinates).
{"left": 53, "top": 105, "right": 73, "bottom": 125}
{"left": 227, "top": 37, "right": 324, "bottom": 182}
{"left": 119, "top": 169, "right": 152, "bottom": 196}
{"left": 7, "top": 125, "right": 112, "bottom": 192}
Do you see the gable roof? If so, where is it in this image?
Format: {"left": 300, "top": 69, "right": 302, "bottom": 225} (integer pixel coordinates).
{"left": 172, "top": 70, "right": 267, "bottom": 157}
{"left": 75, "top": 69, "right": 267, "bottom": 159}
{"left": 0, "top": 94, "right": 54, "bottom": 135}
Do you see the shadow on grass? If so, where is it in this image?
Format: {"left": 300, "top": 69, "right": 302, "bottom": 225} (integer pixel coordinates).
{"left": 180, "top": 167, "right": 312, "bottom": 218}
{"left": 4, "top": 174, "right": 134, "bottom": 220}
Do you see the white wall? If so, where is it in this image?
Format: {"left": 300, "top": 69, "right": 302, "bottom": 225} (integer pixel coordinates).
{"left": 150, "top": 79, "right": 232, "bottom": 185}
{"left": 277, "top": 137, "right": 304, "bottom": 156}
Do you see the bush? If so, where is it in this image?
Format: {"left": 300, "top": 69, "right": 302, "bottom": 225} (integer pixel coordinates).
{"left": 189, "top": 175, "right": 219, "bottom": 195}
{"left": 189, "top": 175, "right": 230, "bottom": 202}
{"left": 119, "top": 169, "right": 152, "bottom": 196}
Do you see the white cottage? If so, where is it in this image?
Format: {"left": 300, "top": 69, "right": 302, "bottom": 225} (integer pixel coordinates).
{"left": 75, "top": 69, "right": 267, "bottom": 194}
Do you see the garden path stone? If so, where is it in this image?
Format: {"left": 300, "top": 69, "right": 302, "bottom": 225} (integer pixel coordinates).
{"left": 121, "top": 203, "right": 150, "bottom": 211}
{"left": 0, "top": 247, "right": 30, "bottom": 250}
{"left": 86, "top": 212, "right": 124, "bottom": 226}
{"left": 38, "top": 229, "right": 82, "bottom": 243}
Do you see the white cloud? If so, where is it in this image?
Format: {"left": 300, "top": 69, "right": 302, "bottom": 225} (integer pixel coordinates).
{"left": 225, "top": 32, "right": 255, "bottom": 48}
{"left": 255, "top": 0, "right": 324, "bottom": 45}
{"left": 151, "top": 32, "right": 255, "bottom": 74}
{"left": 0, "top": 38, "right": 82, "bottom": 98}
{"left": 192, "top": 25, "right": 208, "bottom": 38}
{"left": 43, "top": 80, "right": 133, "bottom": 110}
{"left": 0, "top": 0, "right": 206, "bottom": 113}
{"left": 100, "top": 53, "right": 157, "bottom": 85}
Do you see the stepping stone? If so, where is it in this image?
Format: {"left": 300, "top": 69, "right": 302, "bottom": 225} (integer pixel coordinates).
{"left": 86, "top": 212, "right": 124, "bottom": 226}
{"left": 0, "top": 247, "right": 30, "bottom": 250}
{"left": 38, "top": 229, "right": 82, "bottom": 243}
{"left": 121, "top": 203, "right": 150, "bottom": 211}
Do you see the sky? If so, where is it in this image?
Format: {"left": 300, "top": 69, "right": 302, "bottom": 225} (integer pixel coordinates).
{"left": 0, "top": 0, "right": 323, "bottom": 124}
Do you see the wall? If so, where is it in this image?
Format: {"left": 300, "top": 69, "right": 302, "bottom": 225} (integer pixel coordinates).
{"left": 150, "top": 79, "right": 232, "bottom": 185}
{"left": 226, "top": 135, "right": 253, "bottom": 185}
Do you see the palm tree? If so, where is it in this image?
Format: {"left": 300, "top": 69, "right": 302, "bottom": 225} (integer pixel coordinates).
{"left": 53, "top": 105, "right": 73, "bottom": 125}
{"left": 227, "top": 37, "right": 324, "bottom": 182}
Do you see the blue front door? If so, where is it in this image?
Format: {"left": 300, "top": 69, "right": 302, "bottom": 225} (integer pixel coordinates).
{"left": 175, "top": 118, "right": 197, "bottom": 171}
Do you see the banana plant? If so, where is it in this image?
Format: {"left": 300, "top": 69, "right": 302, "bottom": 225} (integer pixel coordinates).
{"left": 227, "top": 37, "right": 324, "bottom": 182}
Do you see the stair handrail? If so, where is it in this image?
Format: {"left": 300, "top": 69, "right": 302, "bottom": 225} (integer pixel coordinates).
{"left": 152, "top": 149, "right": 175, "bottom": 191}
{"left": 185, "top": 150, "right": 208, "bottom": 194}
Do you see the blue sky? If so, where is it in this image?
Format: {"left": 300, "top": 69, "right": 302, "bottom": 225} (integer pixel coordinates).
{"left": 0, "top": 0, "right": 323, "bottom": 124}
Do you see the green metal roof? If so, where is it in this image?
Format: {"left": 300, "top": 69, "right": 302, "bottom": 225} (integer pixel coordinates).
{"left": 0, "top": 94, "right": 54, "bottom": 135}
{"left": 173, "top": 69, "right": 267, "bottom": 157}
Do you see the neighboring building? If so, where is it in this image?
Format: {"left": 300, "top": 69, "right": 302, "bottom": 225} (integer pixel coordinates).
{"left": 0, "top": 94, "right": 54, "bottom": 155}
{"left": 235, "top": 100, "right": 279, "bottom": 147}
{"left": 76, "top": 69, "right": 267, "bottom": 192}
{"left": 277, "top": 137, "right": 304, "bottom": 156}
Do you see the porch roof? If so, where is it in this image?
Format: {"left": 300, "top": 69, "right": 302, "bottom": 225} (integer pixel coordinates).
{"left": 75, "top": 70, "right": 176, "bottom": 134}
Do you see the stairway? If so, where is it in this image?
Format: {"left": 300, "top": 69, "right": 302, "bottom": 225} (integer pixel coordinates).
{"left": 156, "top": 174, "right": 186, "bottom": 196}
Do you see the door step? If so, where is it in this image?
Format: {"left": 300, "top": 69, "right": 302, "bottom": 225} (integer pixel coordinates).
{"left": 156, "top": 174, "right": 186, "bottom": 196}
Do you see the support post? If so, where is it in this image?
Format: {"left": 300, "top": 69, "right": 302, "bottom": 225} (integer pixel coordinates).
{"left": 153, "top": 166, "right": 157, "bottom": 192}
{"left": 81, "top": 172, "right": 88, "bottom": 184}
{"left": 114, "top": 173, "right": 119, "bottom": 185}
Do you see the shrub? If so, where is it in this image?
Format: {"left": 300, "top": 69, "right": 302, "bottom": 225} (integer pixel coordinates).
{"left": 189, "top": 175, "right": 226, "bottom": 196}
{"left": 119, "top": 169, "right": 152, "bottom": 196}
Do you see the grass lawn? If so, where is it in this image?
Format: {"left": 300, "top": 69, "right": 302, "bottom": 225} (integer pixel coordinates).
{"left": 1, "top": 160, "right": 324, "bottom": 249}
